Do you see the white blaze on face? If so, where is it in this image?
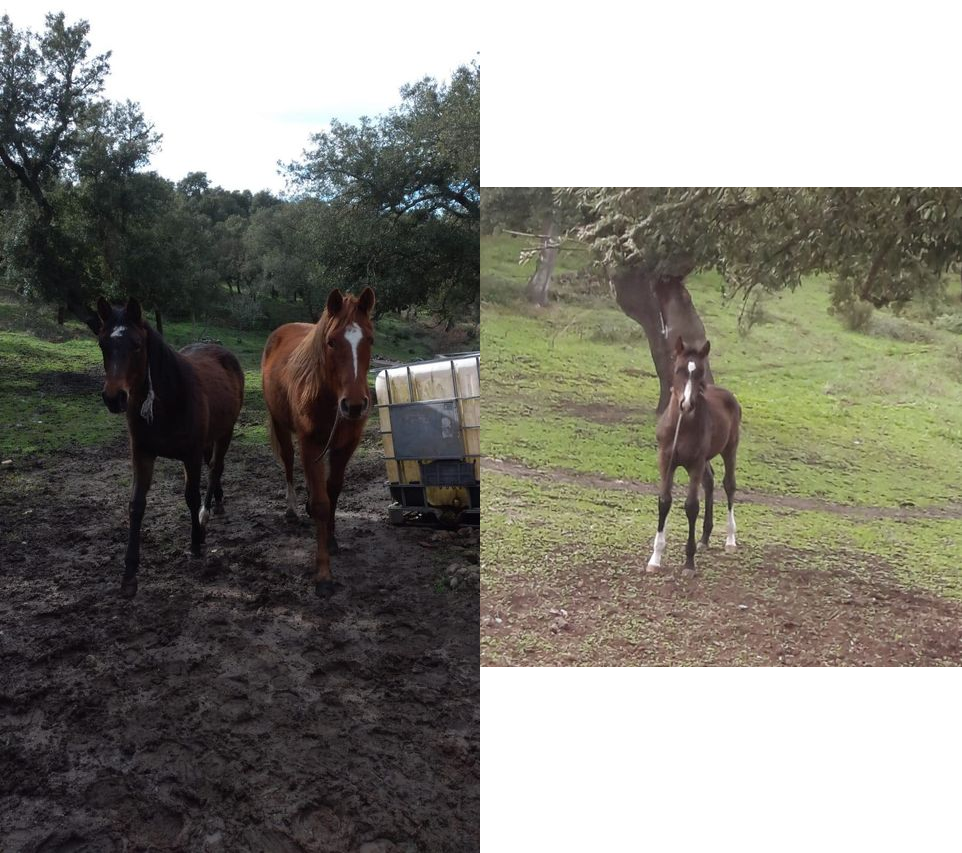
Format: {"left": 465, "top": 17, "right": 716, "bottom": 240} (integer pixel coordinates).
{"left": 681, "top": 360, "right": 695, "bottom": 410}
{"left": 110, "top": 325, "right": 127, "bottom": 338}
{"left": 344, "top": 323, "right": 363, "bottom": 379}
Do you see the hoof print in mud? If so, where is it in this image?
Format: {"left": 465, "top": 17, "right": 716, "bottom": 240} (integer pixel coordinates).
{"left": 284, "top": 508, "right": 298, "bottom": 523}
{"left": 315, "top": 579, "right": 337, "bottom": 598}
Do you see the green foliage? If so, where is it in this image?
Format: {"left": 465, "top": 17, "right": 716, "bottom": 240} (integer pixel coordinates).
{"left": 558, "top": 188, "right": 962, "bottom": 314}
{"left": 828, "top": 278, "right": 875, "bottom": 331}
{"left": 0, "top": 12, "right": 479, "bottom": 331}
{"left": 286, "top": 62, "right": 479, "bottom": 325}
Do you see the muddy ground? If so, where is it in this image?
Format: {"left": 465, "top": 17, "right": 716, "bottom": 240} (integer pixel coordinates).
{"left": 0, "top": 427, "right": 479, "bottom": 852}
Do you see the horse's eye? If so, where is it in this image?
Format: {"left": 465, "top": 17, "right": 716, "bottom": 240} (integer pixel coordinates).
{"left": 328, "top": 339, "right": 336, "bottom": 348}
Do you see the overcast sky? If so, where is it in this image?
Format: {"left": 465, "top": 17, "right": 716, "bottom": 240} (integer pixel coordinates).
{"left": 2, "top": 1, "right": 475, "bottom": 194}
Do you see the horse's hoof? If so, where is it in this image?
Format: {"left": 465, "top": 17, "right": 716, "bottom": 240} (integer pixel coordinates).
{"left": 304, "top": 500, "right": 312, "bottom": 518}
{"left": 315, "top": 579, "right": 336, "bottom": 598}
{"left": 328, "top": 536, "right": 340, "bottom": 555}
{"left": 213, "top": 503, "right": 225, "bottom": 516}
{"left": 725, "top": 543, "right": 737, "bottom": 553}
{"left": 697, "top": 540, "right": 709, "bottom": 552}
{"left": 120, "top": 577, "right": 138, "bottom": 598}
{"left": 681, "top": 567, "right": 696, "bottom": 579}
{"left": 285, "top": 508, "right": 298, "bottom": 523}
{"left": 645, "top": 563, "right": 660, "bottom": 574}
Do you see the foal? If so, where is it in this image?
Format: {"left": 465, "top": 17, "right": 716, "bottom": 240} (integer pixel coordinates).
{"left": 92, "top": 297, "right": 245, "bottom": 597}
{"left": 646, "top": 337, "right": 741, "bottom": 576}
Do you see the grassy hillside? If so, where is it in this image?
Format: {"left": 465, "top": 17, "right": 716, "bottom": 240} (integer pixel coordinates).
{"left": 482, "top": 233, "right": 962, "bottom": 662}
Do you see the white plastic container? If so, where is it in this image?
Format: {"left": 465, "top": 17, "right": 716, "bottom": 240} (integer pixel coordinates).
{"left": 374, "top": 353, "right": 480, "bottom": 521}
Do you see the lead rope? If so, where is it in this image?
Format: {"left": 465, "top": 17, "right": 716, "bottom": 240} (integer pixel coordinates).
{"left": 668, "top": 403, "right": 683, "bottom": 466}
{"left": 314, "top": 408, "right": 341, "bottom": 463}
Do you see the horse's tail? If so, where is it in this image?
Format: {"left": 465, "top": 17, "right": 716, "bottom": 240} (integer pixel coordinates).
{"left": 267, "top": 415, "right": 284, "bottom": 463}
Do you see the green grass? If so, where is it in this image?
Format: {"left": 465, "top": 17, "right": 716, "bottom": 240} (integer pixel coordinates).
{"left": 0, "top": 294, "right": 474, "bottom": 458}
{"left": 483, "top": 472, "right": 962, "bottom": 600}
{"left": 483, "top": 236, "right": 962, "bottom": 508}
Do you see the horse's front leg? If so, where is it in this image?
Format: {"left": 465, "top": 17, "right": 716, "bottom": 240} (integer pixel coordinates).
{"left": 683, "top": 463, "right": 705, "bottom": 577}
{"left": 646, "top": 457, "right": 676, "bottom": 572}
{"left": 300, "top": 434, "right": 335, "bottom": 598}
{"left": 122, "top": 451, "right": 156, "bottom": 598}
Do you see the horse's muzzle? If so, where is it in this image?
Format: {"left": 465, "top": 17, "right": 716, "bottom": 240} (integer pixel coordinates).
{"left": 102, "top": 389, "right": 128, "bottom": 413}
{"left": 339, "top": 396, "right": 370, "bottom": 421}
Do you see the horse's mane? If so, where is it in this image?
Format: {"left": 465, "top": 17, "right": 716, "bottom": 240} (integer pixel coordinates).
{"left": 286, "top": 296, "right": 364, "bottom": 412}
{"left": 144, "top": 323, "right": 192, "bottom": 406}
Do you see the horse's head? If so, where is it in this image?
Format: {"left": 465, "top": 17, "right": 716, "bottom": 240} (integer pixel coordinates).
{"left": 321, "top": 286, "right": 376, "bottom": 421}
{"left": 92, "top": 297, "right": 148, "bottom": 414}
{"left": 673, "top": 336, "right": 710, "bottom": 414}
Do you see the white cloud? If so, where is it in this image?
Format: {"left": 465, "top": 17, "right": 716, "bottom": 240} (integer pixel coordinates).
{"left": 2, "top": 1, "right": 476, "bottom": 192}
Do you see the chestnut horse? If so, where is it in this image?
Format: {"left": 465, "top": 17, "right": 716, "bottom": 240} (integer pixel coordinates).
{"left": 646, "top": 337, "right": 741, "bottom": 576}
{"left": 261, "top": 287, "right": 375, "bottom": 597}
{"left": 91, "top": 297, "right": 245, "bottom": 597}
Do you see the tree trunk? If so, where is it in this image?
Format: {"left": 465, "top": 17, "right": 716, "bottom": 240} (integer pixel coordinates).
{"left": 611, "top": 264, "right": 713, "bottom": 414}
{"left": 155, "top": 309, "right": 164, "bottom": 337}
{"left": 525, "top": 218, "right": 560, "bottom": 307}
{"left": 57, "top": 305, "right": 65, "bottom": 325}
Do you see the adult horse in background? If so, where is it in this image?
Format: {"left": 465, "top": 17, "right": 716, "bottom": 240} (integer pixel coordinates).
{"left": 261, "top": 287, "right": 376, "bottom": 597}
{"left": 646, "top": 336, "right": 741, "bottom": 576}
{"left": 91, "top": 297, "right": 245, "bottom": 597}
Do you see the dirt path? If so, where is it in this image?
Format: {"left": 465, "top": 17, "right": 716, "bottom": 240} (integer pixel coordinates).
{"left": 0, "top": 428, "right": 479, "bottom": 851}
{"left": 482, "top": 458, "right": 962, "bottom": 666}
{"left": 483, "top": 457, "right": 962, "bottom": 520}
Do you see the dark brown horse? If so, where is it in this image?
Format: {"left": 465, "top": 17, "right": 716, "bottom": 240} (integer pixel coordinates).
{"left": 646, "top": 336, "right": 741, "bottom": 576}
{"left": 261, "top": 287, "right": 375, "bottom": 597}
{"left": 92, "top": 297, "right": 245, "bottom": 597}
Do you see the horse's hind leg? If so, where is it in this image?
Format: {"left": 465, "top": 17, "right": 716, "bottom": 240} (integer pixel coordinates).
{"left": 699, "top": 461, "right": 715, "bottom": 550}
{"left": 722, "top": 446, "right": 738, "bottom": 552}
{"left": 646, "top": 455, "right": 676, "bottom": 572}
{"left": 271, "top": 417, "right": 298, "bottom": 522}
{"left": 183, "top": 456, "right": 204, "bottom": 557}
{"left": 201, "top": 428, "right": 233, "bottom": 526}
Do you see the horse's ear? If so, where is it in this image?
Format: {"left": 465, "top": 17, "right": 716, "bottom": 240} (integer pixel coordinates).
{"left": 699, "top": 340, "right": 711, "bottom": 359}
{"left": 96, "top": 296, "right": 112, "bottom": 326}
{"left": 357, "top": 287, "right": 376, "bottom": 316}
{"left": 675, "top": 336, "right": 685, "bottom": 356}
{"left": 125, "top": 297, "right": 143, "bottom": 325}
{"left": 326, "top": 288, "right": 344, "bottom": 316}
{"left": 90, "top": 298, "right": 110, "bottom": 334}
